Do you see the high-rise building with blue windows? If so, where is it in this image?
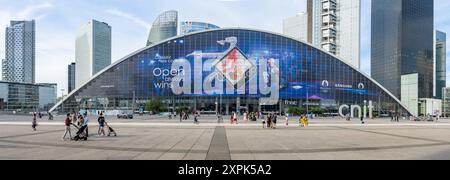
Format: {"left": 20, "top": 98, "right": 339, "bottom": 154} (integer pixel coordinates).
{"left": 2, "top": 20, "right": 35, "bottom": 84}
{"left": 371, "top": 0, "right": 434, "bottom": 100}
{"left": 68, "top": 62, "right": 76, "bottom": 93}
{"left": 147, "top": 11, "right": 178, "bottom": 46}
{"left": 180, "top": 21, "right": 219, "bottom": 35}
{"left": 435, "top": 30, "right": 446, "bottom": 99}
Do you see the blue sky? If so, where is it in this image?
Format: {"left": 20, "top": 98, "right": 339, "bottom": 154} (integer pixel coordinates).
{"left": 0, "top": 0, "right": 449, "bottom": 96}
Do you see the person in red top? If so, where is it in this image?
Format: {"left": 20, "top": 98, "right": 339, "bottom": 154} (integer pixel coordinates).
{"left": 62, "top": 113, "right": 72, "bottom": 141}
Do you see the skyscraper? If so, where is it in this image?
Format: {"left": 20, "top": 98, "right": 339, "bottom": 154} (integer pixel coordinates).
{"left": 147, "top": 11, "right": 178, "bottom": 46}
{"left": 68, "top": 62, "right": 76, "bottom": 93}
{"left": 435, "top": 30, "right": 446, "bottom": 99}
{"left": 75, "top": 20, "right": 111, "bottom": 89}
{"left": 2, "top": 20, "right": 35, "bottom": 84}
{"left": 180, "top": 21, "right": 219, "bottom": 35}
{"left": 283, "top": 12, "right": 311, "bottom": 43}
{"left": 309, "top": 0, "right": 361, "bottom": 69}
{"left": 371, "top": 0, "right": 434, "bottom": 99}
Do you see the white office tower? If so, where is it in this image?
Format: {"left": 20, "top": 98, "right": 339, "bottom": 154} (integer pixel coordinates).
{"left": 283, "top": 12, "right": 310, "bottom": 42}
{"left": 310, "top": 0, "right": 361, "bottom": 69}
{"left": 3, "top": 20, "right": 35, "bottom": 84}
{"left": 75, "top": 20, "right": 111, "bottom": 89}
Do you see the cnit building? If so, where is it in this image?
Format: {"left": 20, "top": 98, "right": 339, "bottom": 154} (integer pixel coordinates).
{"left": 50, "top": 28, "right": 411, "bottom": 117}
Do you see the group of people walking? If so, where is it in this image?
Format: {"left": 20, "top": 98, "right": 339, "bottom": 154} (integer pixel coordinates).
{"left": 61, "top": 112, "right": 116, "bottom": 141}
{"left": 230, "top": 111, "right": 262, "bottom": 125}
{"left": 299, "top": 115, "right": 309, "bottom": 127}
{"left": 262, "top": 113, "right": 278, "bottom": 129}
{"left": 179, "top": 111, "right": 190, "bottom": 122}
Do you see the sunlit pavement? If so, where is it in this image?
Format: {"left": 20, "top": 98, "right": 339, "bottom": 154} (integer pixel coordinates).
{"left": 1, "top": 115, "right": 450, "bottom": 160}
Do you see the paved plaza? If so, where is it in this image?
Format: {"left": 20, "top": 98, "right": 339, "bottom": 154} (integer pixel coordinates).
{"left": 0, "top": 115, "right": 450, "bottom": 160}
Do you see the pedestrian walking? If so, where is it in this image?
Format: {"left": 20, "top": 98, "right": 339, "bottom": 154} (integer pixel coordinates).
{"left": 300, "top": 115, "right": 308, "bottom": 127}
{"left": 194, "top": 111, "right": 200, "bottom": 124}
{"left": 232, "top": 112, "right": 238, "bottom": 124}
{"left": 97, "top": 113, "right": 106, "bottom": 136}
{"left": 83, "top": 114, "right": 90, "bottom": 137}
{"left": 179, "top": 111, "right": 182, "bottom": 122}
{"left": 32, "top": 113, "right": 38, "bottom": 131}
{"left": 272, "top": 114, "right": 277, "bottom": 129}
{"left": 217, "top": 112, "right": 223, "bottom": 124}
{"left": 48, "top": 112, "right": 54, "bottom": 120}
{"left": 243, "top": 112, "right": 248, "bottom": 124}
{"left": 299, "top": 115, "right": 303, "bottom": 127}
{"left": 360, "top": 115, "right": 365, "bottom": 124}
{"left": 62, "top": 113, "right": 72, "bottom": 141}
{"left": 285, "top": 114, "right": 289, "bottom": 128}
{"left": 262, "top": 115, "right": 266, "bottom": 128}
{"left": 267, "top": 114, "right": 272, "bottom": 128}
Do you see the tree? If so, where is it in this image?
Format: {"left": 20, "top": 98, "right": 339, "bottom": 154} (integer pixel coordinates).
{"left": 145, "top": 98, "right": 166, "bottom": 114}
{"left": 176, "top": 106, "right": 191, "bottom": 114}
{"left": 288, "top": 107, "right": 305, "bottom": 116}
{"left": 310, "top": 107, "right": 325, "bottom": 116}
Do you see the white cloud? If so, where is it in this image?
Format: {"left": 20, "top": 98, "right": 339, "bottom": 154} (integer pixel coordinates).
{"left": 106, "top": 9, "right": 151, "bottom": 30}
{"left": 16, "top": 2, "right": 53, "bottom": 20}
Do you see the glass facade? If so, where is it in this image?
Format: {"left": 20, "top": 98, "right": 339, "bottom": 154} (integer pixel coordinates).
{"left": 3, "top": 20, "right": 35, "bottom": 84}
{"left": 68, "top": 62, "right": 76, "bottom": 93}
{"left": 435, "top": 31, "right": 446, "bottom": 99}
{"left": 372, "top": 0, "right": 434, "bottom": 99}
{"left": 0, "top": 81, "right": 56, "bottom": 111}
{"left": 180, "top": 21, "right": 220, "bottom": 35}
{"left": 75, "top": 20, "right": 111, "bottom": 89}
{"left": 52, "top": 29, "right": 410, "bottom": 116}
{"left": 147, "top": 11, "right": 178, "bottom": 46}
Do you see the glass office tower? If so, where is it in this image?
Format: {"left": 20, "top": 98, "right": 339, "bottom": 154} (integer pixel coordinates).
{"left": 3, "top": 20, "right": 35, "bottom": 84}
{"left": 435, "top": 30, "right": 446, "bottom": 99}
{"left": 371, "top": 0, "right": 434, "bottom": 99}
{"left": 75, "top": 20, "right": 112, "bottom": 89}
{"left": 147, "top": 11, "right": 178, "bottom": 46}
{"left": 68, "top": 62, "right": 76, "bottom": 93}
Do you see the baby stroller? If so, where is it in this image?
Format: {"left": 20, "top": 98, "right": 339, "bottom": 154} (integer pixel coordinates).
{"left": 105, "top": 122, "right": 117, "bottom": 137}
{"left": 73, "top": 124, "right": 88, "bottom": 141}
